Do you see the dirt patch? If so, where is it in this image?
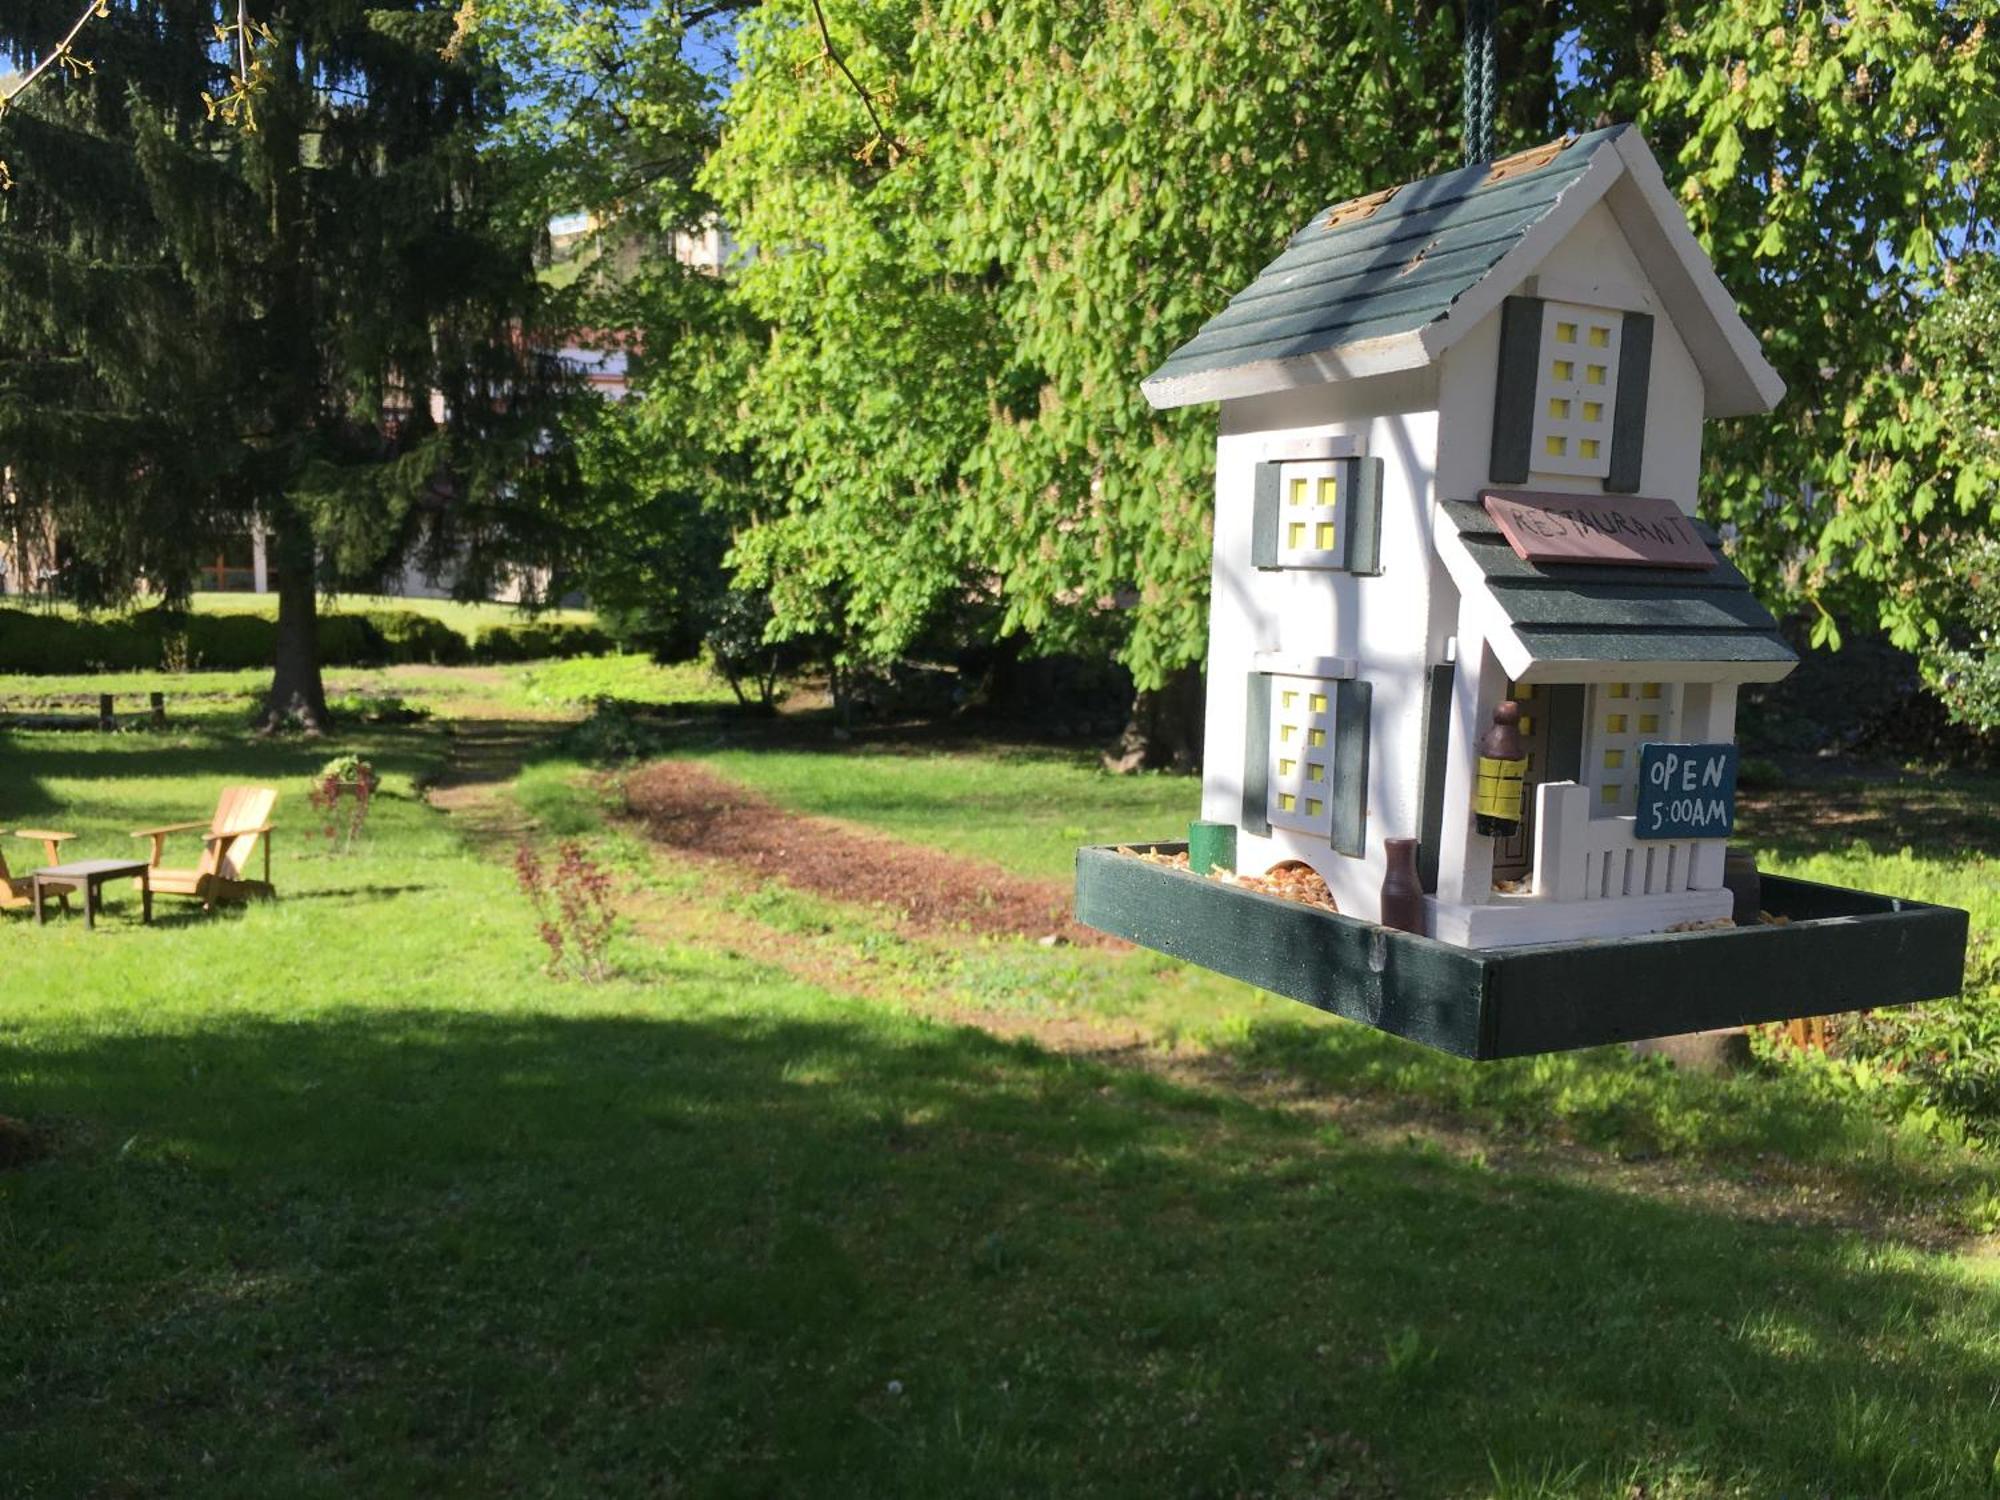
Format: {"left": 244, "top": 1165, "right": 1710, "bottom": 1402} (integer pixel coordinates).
{"left": 621, "top": 760, "right": 1110, "bottom": 945}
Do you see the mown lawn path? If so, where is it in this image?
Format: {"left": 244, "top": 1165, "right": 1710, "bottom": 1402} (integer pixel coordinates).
{"left": 458, "top": 748, "right": 1988, "bottom": 1257}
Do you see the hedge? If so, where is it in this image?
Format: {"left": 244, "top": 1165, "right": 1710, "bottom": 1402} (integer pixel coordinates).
{"left": 0, "top": 606, "right": 608, "bottom": 673}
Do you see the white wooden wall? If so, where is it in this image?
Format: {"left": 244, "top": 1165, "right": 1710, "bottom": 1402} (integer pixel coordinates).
{"left": 1202, "top": 371, "right": 1440, "bottom": 921}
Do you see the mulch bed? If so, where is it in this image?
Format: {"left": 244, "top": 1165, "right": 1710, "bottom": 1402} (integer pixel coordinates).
{"left": 621, "top": 761, "right": 1116, "bottom": 946}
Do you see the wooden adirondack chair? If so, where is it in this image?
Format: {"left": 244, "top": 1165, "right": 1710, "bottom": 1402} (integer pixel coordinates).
{"left": 132, "top": 787, "right": 279, "bottom": 908}
{"left": 0, "top": 829, "right": 76, "bottom": 913}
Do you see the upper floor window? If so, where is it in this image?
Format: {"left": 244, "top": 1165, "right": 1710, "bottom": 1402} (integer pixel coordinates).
{"left": 1530, "top": 302, "right": 1621, "bottom": 480}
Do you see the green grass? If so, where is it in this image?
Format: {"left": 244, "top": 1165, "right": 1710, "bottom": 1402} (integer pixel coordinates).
{"left": 181, "top": 590, "right": 596, "bottom": 629}
{"left": 691, "top": 742, "right": 1197, "bottom": 879}
{"left": 7, "top": 693, "right": 2000, "bottom": 1494}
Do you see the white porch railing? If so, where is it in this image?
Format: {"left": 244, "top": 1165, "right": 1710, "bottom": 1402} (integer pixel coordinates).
{"left": 1530, "top": 781, "right": 1725, "bottom": 902}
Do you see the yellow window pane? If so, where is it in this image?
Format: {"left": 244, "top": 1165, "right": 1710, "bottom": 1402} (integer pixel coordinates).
{"left": 1305, "top": 798, "right": 1323, "bottom": 818}
{"left": 1579, "top": 439, "right": 1600, "bottom": 459}
{"left": 1278, "top": 793, "right": 1296, "bottom": 812}
{"left": 1604, "top": 749, "right": 1624, "bottom": 770}
{"left": 1556, "top": 321, "right": 1577, "bottom": 343}
{"left": 1638, "top": 714, "right": 1659, "bottom": 733}
{"left": 1510, "top": 682, "right": 1534, "bottom": 700}
{"left": 1309, "top": 692, "right": 1327, "bottom": 713}
{"left": 1606, "top": 714, "right": 1627, "bottom": 733}
{"left": 1517, "top": 715, "right": 1534, "bottom": 735}
{"left": 1601, "top": 782, "right": 1621, "bottom": 803}
{"left": 1587, "top": 364, "right": 1607, "bottom": 385}
{"left": 1279, "top": 724, "right": 1296, "bottom": 743}
{"left": 1553, "top": 360, "right": 1574, "bottom": 381}
{"left": 1589, "top": 325, "right": 1611, "bottom": 347}
{"left": 1314, "top": 522, "right": 1335, "bottom": 550}
{"left": 1640, "top": 682, "right": 1662, "bottom": 699}
{"left": 1582, "top": 401, "right": 1603, "bottom": 422}
{"left": 1281, "top": 690, "right": 1298, "bottom": 708}
{"left": 1289, "top": 477, "right": 1308, "bottom": 506}
{"left": 1316, "top": 476, "right": 1338, "bottom": 505}
{"left": 1610, "top": 682, "right": 1630, "bottom": 698}
{"left": 1308, "top": 728, "right": 1326, "bottom": 747}
{"left": 1548, "top": 398, "right": 1570, "bottom": 419}
{"left": 1278, "top": 758, "right": 1296, "bottom": 776}
{"left": 1287, "top": 522, "right": 1306, "bottom": 548}
{"left": 1306, "top": 761, "right": 1325, "bottom": 783}
{"left": 1545, "top": 435, "right": 1567, "bottom": 456}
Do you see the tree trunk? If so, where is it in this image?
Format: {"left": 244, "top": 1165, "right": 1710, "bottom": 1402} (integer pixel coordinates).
{"left": 260, "top": 518, "right": 330, "bottom": 733}
{"left": 1102, "top": 661, "right": 1205, "bottom": 774}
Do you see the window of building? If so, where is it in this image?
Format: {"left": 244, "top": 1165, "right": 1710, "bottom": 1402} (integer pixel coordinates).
{"left": 1530, "top": 302, "right": 1621, "bottom": 481}
{"left": 1585, "top": 680, "right": 1679, "bottom": 815}
{"left": 1274, "top": 461, "right": 1344, "bottom": 568}
{"left": 1267, "top": 673, "right": 1337, "bottom": 836}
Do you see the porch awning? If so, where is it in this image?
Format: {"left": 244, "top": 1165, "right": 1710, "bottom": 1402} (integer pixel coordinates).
{"left": 1434, "top": 499, "right": 1797, "bottom": 686}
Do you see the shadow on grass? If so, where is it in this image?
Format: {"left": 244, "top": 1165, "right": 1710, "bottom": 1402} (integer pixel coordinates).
{"left": 1740, "top": 771, "right": 2000, "bottom": 863}
{"left": 4, "top": 1003, "right": 1995, "bottom": 1497}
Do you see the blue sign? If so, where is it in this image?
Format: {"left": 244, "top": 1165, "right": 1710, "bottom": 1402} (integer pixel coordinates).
{"left": 1635, "top": 742, "right": 1738, "bottom": 840}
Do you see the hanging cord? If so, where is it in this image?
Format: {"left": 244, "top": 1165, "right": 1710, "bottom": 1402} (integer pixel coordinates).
{"left": 1462, "top": 0, "right": 1497, "bottom": 166}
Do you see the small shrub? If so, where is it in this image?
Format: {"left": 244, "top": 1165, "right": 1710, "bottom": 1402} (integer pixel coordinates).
{"left": 307, "top": 754, "right": 375, "bottom": 855}
{"left": 557, "top": 699, "right": 673, "bottom": 763}
{"left": 515, "top": 840, "right": 619, "bottom": 981}
{"left": 1920, "top": 536, "right": 2000, "bottom": 734}
{"left": 356, "top": 609, "right": 472, "bottom": 664}
{"left": 329, "top": 692, "right": 431, "bottom": 724}
{"left": 475, "top": 621, "right": 613, "bottom": 662}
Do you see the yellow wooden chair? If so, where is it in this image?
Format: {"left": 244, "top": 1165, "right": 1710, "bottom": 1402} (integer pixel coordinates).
{"left": 132, "top": 786, "right": 279, "bottom": 908}
{"left": 1, "top": 829, "right": 77, "bottom": 913}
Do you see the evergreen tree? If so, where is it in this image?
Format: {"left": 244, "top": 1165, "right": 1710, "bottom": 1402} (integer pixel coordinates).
{"left": 0, "top": 0, "right": 570, "bottom": 729}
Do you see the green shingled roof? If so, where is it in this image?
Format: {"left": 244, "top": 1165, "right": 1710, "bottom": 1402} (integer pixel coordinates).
{"left": 1143, "top": 126, "right": 1629, "bottom": 404}
{"left": 1438, "top": 500, "right": 1796, "bottom": 675}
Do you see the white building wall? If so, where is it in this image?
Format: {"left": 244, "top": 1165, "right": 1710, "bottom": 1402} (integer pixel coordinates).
{"left": 1435, "top": 201, "right": 1706, "bottom": 519}
{"left": 1202, "top": 368, "right": 1441, "bottom": 922}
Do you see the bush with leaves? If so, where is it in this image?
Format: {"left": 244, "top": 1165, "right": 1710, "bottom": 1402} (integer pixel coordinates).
{"left": 515, "top": 841, "right": 619, "bottom": 982}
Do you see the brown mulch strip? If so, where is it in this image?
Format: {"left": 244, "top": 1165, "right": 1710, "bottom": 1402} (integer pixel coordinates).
{"left": 621, "top": 761, "right": 1116, "bottom": 946}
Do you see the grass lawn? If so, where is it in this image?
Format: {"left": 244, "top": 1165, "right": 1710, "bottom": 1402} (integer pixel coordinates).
{"left": 0, "top": 655, "right": 734, "bottom": 728}
{"left": 5, "top": 677, "right": 2000, "bottom": 1495}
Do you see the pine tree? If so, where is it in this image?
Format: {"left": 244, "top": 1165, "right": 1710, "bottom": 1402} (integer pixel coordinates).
{"left": 0, "top": 0, "right": 570, "bottom": 730}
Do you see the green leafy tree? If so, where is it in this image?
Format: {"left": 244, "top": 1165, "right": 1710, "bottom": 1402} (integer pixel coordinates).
{"left": 1580, "top": 0, "right": 2000, "bottom": 652}
{"left": 476, "top": 0, "right": 757, "bottom": 659}
{"left": 0, "top": 0, "right": 568, "bottom": 730}
{"left": 707, "top": 0, "right": 1460, "bottom": 753}
{"left": 713, "top": 2, "right": 2000, "bottom": 721}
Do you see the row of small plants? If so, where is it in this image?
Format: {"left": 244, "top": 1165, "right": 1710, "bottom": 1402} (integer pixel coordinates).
{"left": 0, "top": 605, "right": 612, "bottom": 673}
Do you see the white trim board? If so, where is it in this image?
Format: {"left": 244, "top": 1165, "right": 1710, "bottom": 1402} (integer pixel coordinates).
{"left": 1427, "top": 886, "right": 1734, "bottom": 948}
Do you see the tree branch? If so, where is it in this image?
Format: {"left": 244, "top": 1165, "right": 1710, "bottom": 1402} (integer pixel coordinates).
{"left": 808, "top": 0, "right": 905, "bottom": 167}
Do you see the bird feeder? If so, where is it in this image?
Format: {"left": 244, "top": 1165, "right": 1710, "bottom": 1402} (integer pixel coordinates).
{"left": 1074, "top": 126, "right": 1967, "bottom": 1057}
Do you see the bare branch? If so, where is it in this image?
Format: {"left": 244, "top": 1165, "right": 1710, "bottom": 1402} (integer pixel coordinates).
{"left": 807, "top": 0, "right": 906, "bottom": 168}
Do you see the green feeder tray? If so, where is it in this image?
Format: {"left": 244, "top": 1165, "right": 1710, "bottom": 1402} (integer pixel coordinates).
{"left": 1074, "top": 843, "right": 1968, "bottom": 1060}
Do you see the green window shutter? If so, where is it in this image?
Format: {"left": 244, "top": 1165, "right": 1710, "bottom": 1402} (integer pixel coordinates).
{"left": 1416, "top": 663, "right": 1454, "bottom": 891}
{"left": 1489, "top": 295, "right": 1544, "bottom": 486}
{"left": 1250, "top": 463, "right": 1281, "bottom": 569}
{"left": 1605, "top": 312, "right": 1653, "bottom": 494}
{"left": 1332, "top": 678, "right": 1372, "bottom": 858}
{"left": 1343, "top": 456, "right": 1384, "bottom": 576}
{"left": 1242, "top": 672, "right": 1271, "bottom": 835}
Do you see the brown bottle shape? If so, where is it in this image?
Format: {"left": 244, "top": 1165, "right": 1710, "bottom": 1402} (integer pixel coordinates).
{"left": 1378, "top": 836, "right": 1424, "bottom": 933}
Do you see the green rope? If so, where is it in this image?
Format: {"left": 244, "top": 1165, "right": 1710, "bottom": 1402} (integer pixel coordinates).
{"left": 1462, "top": 0, "right": 1497, "bottom": 166}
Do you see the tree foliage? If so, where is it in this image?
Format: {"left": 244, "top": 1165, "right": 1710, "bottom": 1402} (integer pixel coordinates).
{"left": 476, "top": 0, "right": 757, "bottom": 657}
{"left": 705, "top": 0, "right": 2000, "bottom": 690}
{"left": 0, "top": 0, "right": 567, "bottom": 729}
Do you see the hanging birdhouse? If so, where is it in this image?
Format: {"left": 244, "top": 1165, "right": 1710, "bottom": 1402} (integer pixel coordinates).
{"left": 1074, "top": 126, "right": 1967, "bottom": 1058}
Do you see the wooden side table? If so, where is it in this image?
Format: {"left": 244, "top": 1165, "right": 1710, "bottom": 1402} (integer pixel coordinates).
{"left": 32, "top": 859, "right": 152, "bottom": 931}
